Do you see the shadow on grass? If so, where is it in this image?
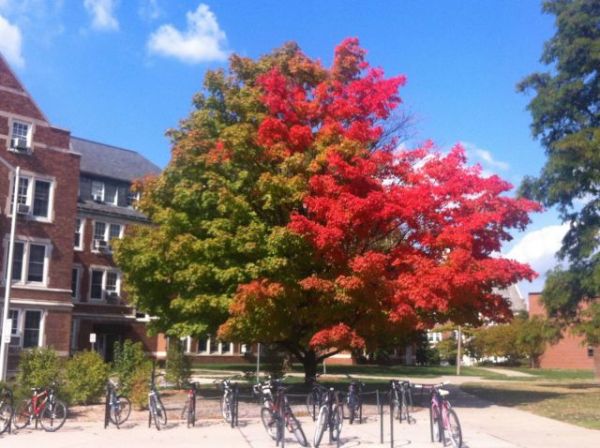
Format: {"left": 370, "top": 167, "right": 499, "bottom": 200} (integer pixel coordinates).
{"left": 458, "top": 385, "right": 561, "bottom": 408}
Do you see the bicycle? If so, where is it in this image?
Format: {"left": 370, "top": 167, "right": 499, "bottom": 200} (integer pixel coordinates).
{"left": 306, "top": 375, "right": 328, "bottom": 421}
{"left": 13, "top": 383, "right": 67, "bottom": 432}
{"left": 219, "top": 379, "right": 236, "bottom": 424}
{"left": 313, "top": 387, "right": 343, "bottom": 447}
{"left": 106, "top": 380, "right": 131, "bottom": 428}
{"left": 180, "top": 382, "right": 198, "bottom": 427}
{"left": 390, "top": 380, "right": 413, "bottom": 424}
{"left": 148, "top": 372, "right": 167, "bottom": 430}
{"left": 257, "top": 378, "right": 308, "bottom": 446}
{"left": 415, "top": 383, "right": 462, "bottom": 448}
{"left": 0, "top": 386, "right": 13, "bottom": 434}
{"left": 345, "top": 380, "right": 364, "bottom": 424}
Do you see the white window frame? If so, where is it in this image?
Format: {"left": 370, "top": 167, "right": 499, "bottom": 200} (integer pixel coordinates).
{"left": 91, "top": 220, "right": 124, "bottom": 252}
{"left": 106, "top": 186, "right": 119, "bottom": 206}
{"left": 91, "top": 181, "right": 105, "bottom": 202}
{"left": 2, "top": 236, "right": 52, "bottom": 287}
{"left": 8, "top": 118, "right": 33, "bottom": 151}
{"left": 88, "top": 266, "right": 121, "bottom": 301}
{"left": 74, "top": 218, "right": 85, "bottom": 251}
{"left": 6, "top": 308, "right": 45, "bottom": 348}
{"left": 71, "top": 265, "right": 82, "bottom": 302}
{"left": 6, "top": 172, "right": 55, "bottom": 223}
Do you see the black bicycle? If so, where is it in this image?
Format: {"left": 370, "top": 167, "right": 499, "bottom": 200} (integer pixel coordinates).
{"left": 219, "top": 379, "right": 236, "bottom": 424}
{"left": 180, "top": 382, "right": 198, "bottom": 427}
{"left": 106, "top": 380, "right": 131, "bottom": 428}
{"left": 313, "top": 387, "right": 343, "bottom": 447}
{"left": 306, "top": 376, "right": 328, "bottom": 421}
{"left": 0, "top": 386, "right": 13, "bottom": 434}
{"left": 390, "top": 380, "right": 413, "bottom": 423}
{"left": 148, "top": 372, "right": 167, "bottom": 430}
{"left": 257, "top": 378, "right": 308, "bottom": 446}
{"left": 345, "top": 380, "right": 364, "bottom": 424}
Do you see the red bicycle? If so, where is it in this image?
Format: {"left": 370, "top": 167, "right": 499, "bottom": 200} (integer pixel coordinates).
{"left": 414, "top": 383, "right": 462, "bottom": 448}
{"left": 13, "top": 384, "right": 67, "bottom": 432}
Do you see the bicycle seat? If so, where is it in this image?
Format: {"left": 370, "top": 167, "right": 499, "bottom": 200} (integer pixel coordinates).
{"left": 438, "top": 389, "right": 450, "bottom": 397}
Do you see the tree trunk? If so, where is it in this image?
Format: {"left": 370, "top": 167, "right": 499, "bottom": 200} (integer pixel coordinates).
{"left": 301, "top": 350, "right": 318, "bottom": 383}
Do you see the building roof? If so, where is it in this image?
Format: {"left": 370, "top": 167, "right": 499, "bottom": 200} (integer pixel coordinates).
{"left": 494, "top": 284, "right": 526, "bottom": 313}
{"left": 71, "top": 136, "right": 161, "bottom": 182}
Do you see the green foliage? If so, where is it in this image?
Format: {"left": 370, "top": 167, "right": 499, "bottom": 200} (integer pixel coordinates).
{"left": 130, "top": 363, "right": 153, "bottom": 410}
{"left": 436, "top": 338, "right": 458, "bottom": 365}
{"left": 64, "top": 351, "right": 110, "bottom": 405}
{"left": 518, "top": 0, "right": 600, "bottom": 344}
{"left": 17, "top": 348, "right": 62, "bottom": 395}
{"left": 516, "top": 316, "right": 561, "bottom": 367}
{"left": 112, "top": 340, "right": 151, "bottom": 395}
{"left": 165, "top": 339, "right": 191, "bottom": 388}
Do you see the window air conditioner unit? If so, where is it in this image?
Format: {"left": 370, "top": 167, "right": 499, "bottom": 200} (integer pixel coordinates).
{"left": 16, "top": 203, "right": 30, "bottom": 215}
{"left": 94, "top": 239, "right": 108, "bottom": 250}
{"left": 92, "top": 194, "right": 103, "bottom": 203}
{"left": 106, "top": 291, "right": 120, "bottom": 302}
{"left": 11, "top": 137, "right": 30, "bottom": 152}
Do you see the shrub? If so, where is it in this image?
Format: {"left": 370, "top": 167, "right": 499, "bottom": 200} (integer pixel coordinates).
{"left": 64, "top": 351, "right": 110, "bottom": 405}
{"left": 17, "top": 348, "right": 62, "bottom": 397}
{"left": 112, "top": 340, "right": 149, "bottom": 395}
{"left": 165, "top": 338, "right": 190, "bottom": 388}
{"left": 130, "top": 362, "right": 153, "bottom": 410}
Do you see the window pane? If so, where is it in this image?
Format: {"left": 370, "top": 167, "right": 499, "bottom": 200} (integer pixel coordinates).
{"left": 11, "top": 242, "right": 24, "bottom": 281}
{"left": 209, "top": 338, "right": 219, "bottom": 353}
{"left": 106, "top": 271, "right": 117, "bottom": 292}
{"left": 71, "top": 268, "right": 79, "bottom": 299}
{"left": 27, "top": 244, "right": 45, "bottom": 282}
{"left": 94, "top": 222, "right": 106, "bottom": 240}
{"left": 91, "top": 270, "right": 104, "bottom": 299}
{"left": 221, "top": 341, "right": 232, "bottom": 354}
{"left": 12, "top": 121, "right": 29, "bottom": 139}
{"left": 23, "top": 311, "right": 41, "bottom": 348}
{"left": 197, "top": 337, "right": 208, "bottom": 353}
{"left": 8, "top": 310, "right": 19, "bottom": 346}
{"left": 11, "top": 177, "right": 29, "bottom": 207}
{"left": 109, "top": 224, "right": 121, "bottom": 240}
{"left": 91, "top": 181, "right": 104, "bottom": 200}
{"left": 33, "top": 180, "right": 50, "bottom": 217}
{"left": 74, "top": 218, "right": 81, "bottom": 248}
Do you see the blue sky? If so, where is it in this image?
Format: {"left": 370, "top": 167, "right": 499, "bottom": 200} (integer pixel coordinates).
{"left": 0, "top": 0, "right": 565, "bottom": 299}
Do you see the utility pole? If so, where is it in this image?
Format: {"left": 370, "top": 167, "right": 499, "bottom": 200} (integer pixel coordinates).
{"left": 0, "top": 166, "right": 21, "bottom": 381}
{"left": 256, "top": 343, "right": 261, "bottom": 381}
{"left": 456, "top": 325, "right": 462, "bottom": 376}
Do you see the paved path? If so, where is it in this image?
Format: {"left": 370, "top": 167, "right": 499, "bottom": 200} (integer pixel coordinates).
{"left": 3, "top": 390, "right": 599, "bottom": 448}
{"left": 478, "top": 368, "right": 534, "bottom": 378}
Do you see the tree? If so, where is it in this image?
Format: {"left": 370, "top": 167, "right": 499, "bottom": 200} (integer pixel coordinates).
{"left": 115, "top": 39, "right": 539, "bottom": 380}
{"left": 515, "top": 315, "right": 560, "bottom": 368}
{"left": 518, "top": 0, "right": 600, "bottom": 344}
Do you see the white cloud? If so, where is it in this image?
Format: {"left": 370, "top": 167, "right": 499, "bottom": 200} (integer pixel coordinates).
{"left": 0, "top": 14, "right": 24, "bottom": 67}
{"left": 147, "top": 3, "right": 228, "bottom": 63}
{"left": 84, "top": 0, "right": 119, "bottom": 31}
{"left": 505, "top": 224, "right": 569, "bottom": 276}
{"left": 461, "top": 141, "right": 510, "bottom": 171}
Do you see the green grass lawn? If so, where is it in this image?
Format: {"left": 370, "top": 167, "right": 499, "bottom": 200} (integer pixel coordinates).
{"left": 461, "top": 381, "right": 600, "bottom": 430}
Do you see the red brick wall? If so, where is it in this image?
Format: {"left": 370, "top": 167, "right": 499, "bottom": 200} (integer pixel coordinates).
{"left": 529, "top": 293, "right": 594, "bottom": 370}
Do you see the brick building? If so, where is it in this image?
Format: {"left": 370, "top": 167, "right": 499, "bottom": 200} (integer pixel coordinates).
{"left": 528, "top": 292, "right": 596, "bottom": 371}
{"left": 0, "top": 54, "right": 171, "bottom": 373}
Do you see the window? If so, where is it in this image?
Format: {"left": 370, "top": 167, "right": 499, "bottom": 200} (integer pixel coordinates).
{"left": 9, "top": 240, "right": 49, "bottom": 285}
{"left": 74, "top": 218, "right": 84, "bottom": 250}
{"left": 89, "top": 268, "right": 121, "bottom": 301}
{"left": 221, "top": 341, "right": 233, "bottom": 354}
{"left": 10, "top": 120, "right": 31, "bottom": 149}
{"left": 9, "top": 175, "right": 53, "bottom": 220}
{"left": 588, "top": 346, "right": 594, "bottom": 358}
{"left": 71, "top": 267, "right": 81, "bottom": 301}
{"left": 91, "top": 181, "right": 104, "bottom": 201}
{"left": 197, "top": 337, "right": 208, "bottom": 354}
{"left": 23, "top": 310, "right": 41, "bottom": 348}
{"left": 209, "top": 337, "right": 219, "bottom": 353}
{"left": 8, "top": 310, "right": 19, "bottom": 346}
{"left": 92, "top": 221, "right": 123, "bottom": 251}
{"left": 105, "top": 185, "right": 119, "bottom": 206}
{"left": 127, "top": 191, "right": 140, "bottom": 207}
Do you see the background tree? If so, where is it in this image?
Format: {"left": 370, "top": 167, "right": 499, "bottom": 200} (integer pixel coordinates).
{"left": 115, "top": 39, "right": 539, "bottom": 380}
{"left": 518, "top": 0, "right": 600, "bottom": 345}
{"left": 515, "top": 314, "right": 561, "bottom": 367}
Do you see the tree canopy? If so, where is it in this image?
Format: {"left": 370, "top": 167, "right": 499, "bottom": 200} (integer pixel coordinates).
{"left": 518, "top": 0, "right": 600, "bottom": 341}
{"left": 115, "top": 39, "right": 539, "bottom": 378}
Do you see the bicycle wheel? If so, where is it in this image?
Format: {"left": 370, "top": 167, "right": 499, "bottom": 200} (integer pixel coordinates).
{"left": 347, "top": 396, "right": 356, "bottom": 425}
{"left": 306, "top": 390, "right": 318, "bottom": 420}
{"left": 110, "top": 396, "right": 131, "bottom": 426}
{"left": 331, "top": 404, "right": 343, "bottom": 441}
{"left": 313, "top": 406, "right": 328, "bottom": 448}
{"left": 188, "top": 397, "right": 196, "bottom": 427}
{"left": 260, "top": 406, "right": 278, "bottom": 440}
{"left": 392, "top": 390, "right": 401, "bottom": 421}
{"left": 154, "top": 397, "right": 167, "bottom": 430}
{"left": 221, "top": 393, "right": 232, "bottom": 423}
{"left": 286, "top": 411, "right": 308, "bottom": 447}
{"left": 401, "top": 391, "right": 411, "bottom": 423}
{"left": 430, "top": 404, "right": 442, "bottom": 443}
{"left": 446, "top": 408, "right": 463, "bottom": 448}
{"left": 0, "top": 402, "right": 12, "bottom": 434}
{"left": 13, "top": 400, "right": 32, "bottom": 430}
{"left": 180, "top": 399, "right": 189, "bottom": 423}
{"left": 40, "top": 400, "right": 67, "bottom": 432}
